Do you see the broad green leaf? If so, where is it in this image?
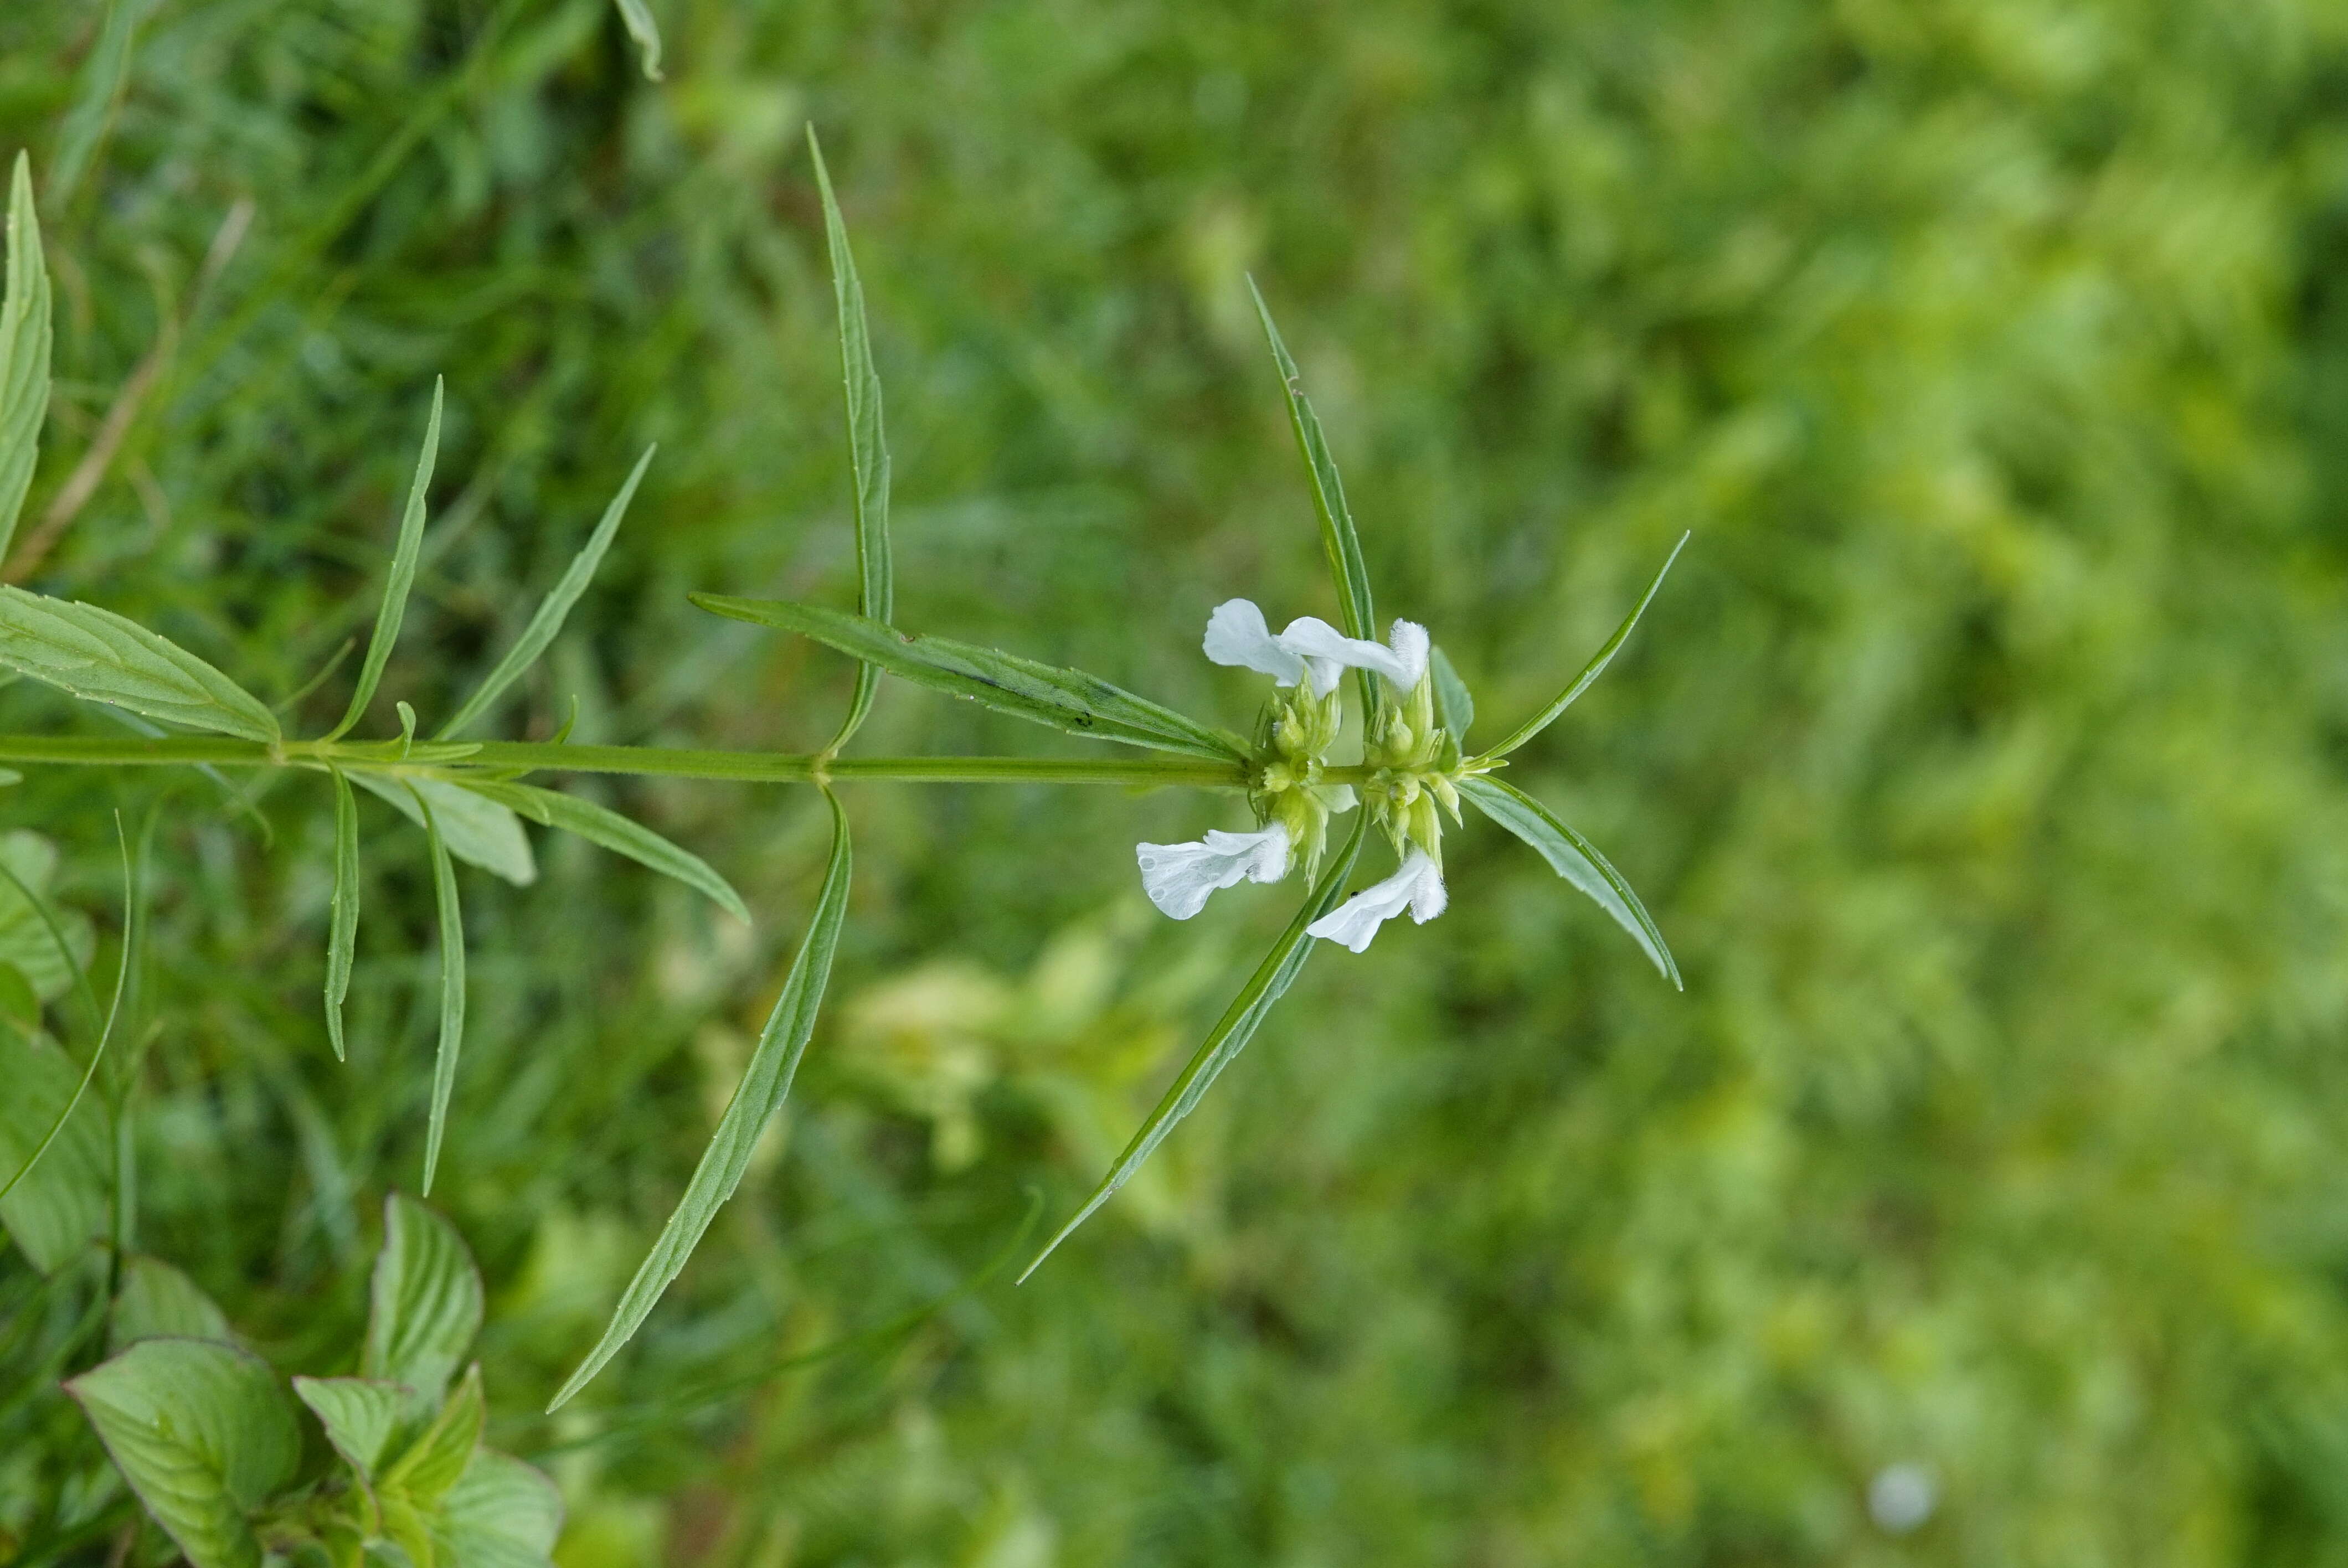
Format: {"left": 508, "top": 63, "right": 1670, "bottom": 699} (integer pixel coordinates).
{"left": 1247, "top": 278, "right": 1377, "bottom": 708}
{"left": 1459, "top": 774, "right": 1681, "bottom": 988}
{"left": 0, "top": 828, "right": 93, "bottom": 1000}
{"left": 326, "top": 767, "right": 360, "bottom": 1060}
{"left": 382, "top": 1363, "right": 483, "bottom": 1507}
{"left": 1020, "top": 811, "right": 1369, "bottom": 1281}
{"left": 462, "top": 780, "right": 747, "bottom": 922}
{"left": 294, "top": 1376, "right": 411, "bottom": 1485}
{"left": 1430, "top": 646, "right": 1474, "bottom": 743}
{"left": 613, "top": 0, "right": 662, "bottom": 80}
{"left": 0, "top": 151, "right": 49, "bottom": 561}
{"left": 414, "top": 790, "right": 466, "bottom": 1196}
{"left": 110, "top": 1256, "right": 233, "bottom": 1353}
{"left": 1480, "top": 532, "right": 1688, "bottom": 761}
{"left": 66, "top": 1339, "right": 300, "bottom": 1568}
{"left": 0, "top": 586, "right": 280, "bottom": 741}
{"left": 691, "top": 596, "right": 1246, "bottom": 762}
{"left": 548, "top": 790, "right": 854, "bottom": 1411}
{"left": 441, "top": 1448, "right": 563, "bottom": 1568}
{"left": 364, "top": 1193, "right": 483, "bottom": 1414}
{"left": 329, "top": 380, "right": 442, "bottom": 741}
{"left": 808, "top": 130, "right": 893, "bottom": 752}
{"left": 350, "top": 772, "right": 535, "bottom": 887}
{"left": 0, "top": 1029, "right": 110, "bottom": 1272}
{"left": 436, "top": 445, "right": 653, "bottom": 740}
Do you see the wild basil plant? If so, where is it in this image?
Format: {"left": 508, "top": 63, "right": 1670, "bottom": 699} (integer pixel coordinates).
{"left": 0, "top": 126, "right": 1684, "bottom": 1501}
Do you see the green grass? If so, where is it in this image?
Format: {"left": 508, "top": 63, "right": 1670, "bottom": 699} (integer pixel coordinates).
{"left": 6, "top": 0, "right": 2348, "bottom": 1563}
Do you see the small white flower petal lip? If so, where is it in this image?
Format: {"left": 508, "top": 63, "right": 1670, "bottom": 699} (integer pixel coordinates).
{"left": 1136, "top": 822, "right": 1293, "bottom": 920}
{"left": 1306, "top": 849, "right": 1448, "bottom": 953}
{"left": 1203, "top": 600, "right": 1307, "bottom": 688}
{"left": 1317, "top": 783, "right": 1359, "bottom": 813}
{"left": 1275, "top": 616, "right": 1430, "bottom": 695}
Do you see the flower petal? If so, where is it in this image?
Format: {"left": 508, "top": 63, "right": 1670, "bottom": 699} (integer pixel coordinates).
{"left": 1204, "top": 600, "right": 1305, "bottom": 687}
{"left": 1278, "top": 616, "right": 1426, "bottom": 692}
{"left": 1306, "top": 849, "right": 1445, "bottom": 952}
{"left": 1136, "top": 823, "right": 1291, "bottom": 920}
{"left": 1385, "top": 619, "right": 1431, "bottom": 690}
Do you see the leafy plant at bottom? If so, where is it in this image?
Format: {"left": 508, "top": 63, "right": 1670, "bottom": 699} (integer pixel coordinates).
{"left": 63, "top": 1194, "right": 558, "bottom": 1568}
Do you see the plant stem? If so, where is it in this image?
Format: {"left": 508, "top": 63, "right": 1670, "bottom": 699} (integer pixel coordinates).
{"left": 0, "top": 733, "right": 1253, "bottom": 788}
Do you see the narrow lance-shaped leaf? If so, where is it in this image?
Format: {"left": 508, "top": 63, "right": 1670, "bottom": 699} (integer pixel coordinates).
{"left": 691, "top": 596, "right": 1248, "bottom": 763}
{"left": 809, "top": 128, "right": 893, "bottom": 752}
{"left": 436, "top": 444, "right": 655, "bottom": 740}
{"left": 328, "top": 380, "right": 442, "bottom": 740}
{"left": 349, "top": 772, "right": 535, "bottom": 887}
{"left": 462, "top": 778, "right": 748, "bottom": 922}
{"left": 0, "top": 587, "right": 280, "bottom": 741}
{"left": 412, "top": 788, "right": 466, "bottom": 1195}
{"left": 325, "top": 767, "right": 359, "bottom": 1061}
{"left": 1247, "top": 277, "right": 1378, "bottom": 709}
{"left": 612, "top": 0, "right": 662, "bottom": 80}
{"left": 0, "top": 150, "right": 50, "bottom": 562}
{"left": 548, "top": 789, "right": 854, "bottom": 1412}
{"left": 65, "top": 1339, "right": 301, "bottom": 1568}
{"left": 1020, "top": 811, "right": 1370, "bottom": 1282}
{"left": 1480, "top": 531, "right": 1688, "bottom": 761}
{"left": 1458, "top": 773, "right": 1681, "bottom": 988}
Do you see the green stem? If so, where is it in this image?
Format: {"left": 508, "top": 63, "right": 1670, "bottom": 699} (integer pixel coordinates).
{"left": 0, "top": 733, "right": 1252, "bottom": 788}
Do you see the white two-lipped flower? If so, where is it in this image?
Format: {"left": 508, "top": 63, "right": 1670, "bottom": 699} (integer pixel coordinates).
{"left": 1136, "top": 600, "right": 1449, "bottom": 945}
{"left": 1203, "top": 600, "right": 1430, "bottom": 698}
{"left": 1137, "top": 822, "right": 1291, "bottom": 920}
{"left": 1305, "top": 849, "right": 1446, "bottom": 952}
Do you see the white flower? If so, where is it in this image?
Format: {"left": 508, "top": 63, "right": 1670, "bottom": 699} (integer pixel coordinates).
{"left": 1203, "top": 600, "right": 1430, "bottom": 698}
{"left": 1135, "top": 822, "right": 1292, "bottom": 920}
{"left": 1305, "top": 849, "right": 1447, "bottom": 953}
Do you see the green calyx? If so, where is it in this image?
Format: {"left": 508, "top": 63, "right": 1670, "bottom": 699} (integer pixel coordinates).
{"left": 1248, "top": 684, "right": 1352, "bottom": 879}
{"left": 1363, "top": 671, "right": 1467, "bottom": 866}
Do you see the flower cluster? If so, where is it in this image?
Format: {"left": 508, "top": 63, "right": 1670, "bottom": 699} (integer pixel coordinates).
{"left": 1136, "top": 599, "right": 1470, "bottom": 952}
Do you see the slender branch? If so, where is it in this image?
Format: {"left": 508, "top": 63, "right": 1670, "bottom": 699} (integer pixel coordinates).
{"left": 0, "top": 733, "right": 1254, "bottom": 788}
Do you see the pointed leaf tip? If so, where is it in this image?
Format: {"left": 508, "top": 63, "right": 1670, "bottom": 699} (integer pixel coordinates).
{"left": 548, "top": 791, "right": 853, "bottom": 1410}
{"left": 1019, "top": 812, "right": 1370, "bottom": 1282}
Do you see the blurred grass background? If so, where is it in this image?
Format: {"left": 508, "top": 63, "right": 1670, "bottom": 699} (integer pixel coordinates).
{"left": 6, "top": 0, "right": 2348, "bottom": 1561}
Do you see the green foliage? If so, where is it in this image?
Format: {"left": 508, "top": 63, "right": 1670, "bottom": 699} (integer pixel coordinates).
{"left": 330, "top": 383, "right": 443, "bottom": 742}
{"left": 365, "top": 1197, "right": 482, "bottom": 1415}
{"left": 809, "top": 128, "right": 893, "bottom": 754}
{"left": 65, "top": 1195, "right": 555, "bottom": 1568}
{"left": 66, "top": 1339, "right": 300, "bottom": 1568}
{"left": 0, "top": 151, "right": 47, "bottom": 560}
{"left": 1477, "top": 532, "right": 1688, "bottom": 762}
{"left": 107, "top": 1255, "right": 233, "bottom": 1352}
{"left": 1459, "top": 774, "right": 1680, "bottom": 987}
{"left": 0, "top": 1028, "right": 110, "bottom": 1272}
{"left": 435, "top": 445, "right": 653, "bottom": 742}
{"left": 0, "top": 587, "right": 279, "bottom": 741}
{"left": 1023, "top": 811, "right": 1369, "bottom": 1278}
{"left": 4, "top": 0, "right": 2348, "bottom": 1562}
{"left": 694, "top": 595, "right": 1250, "bottom": 761}
{"left": 549, "top": 790, "right": 853, "bottom": 1411}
